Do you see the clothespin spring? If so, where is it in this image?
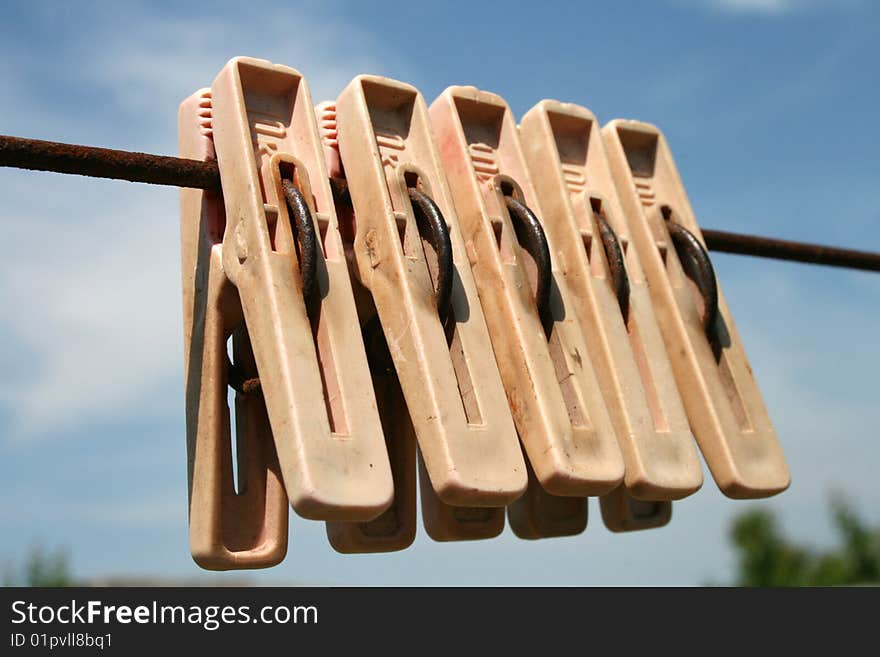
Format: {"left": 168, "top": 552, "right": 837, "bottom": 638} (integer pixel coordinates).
{"left": 225, "top": 175, "right": 319, "bottom": 397}
{"left": 503, "top": 196, "right": 552, "bottom": 323}
{"left": 330, "top": 178, "right": 455, "bottom": 324}
{"left": 663, "top": 206, "right": 719, "bottom": 336}
{"left": 594, "top": 206, "right": 631, "bottom": 325}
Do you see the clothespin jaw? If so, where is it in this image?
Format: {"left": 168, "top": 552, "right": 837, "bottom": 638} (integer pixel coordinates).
{"left": 417, "top": 454, "right": 506, "bottom": 541}
{"left": 518, "top": 100, "right": 703, "bottom": 505}
{"left": 599, "top": 488, "right": 671, "bottom": 532}
{"left": 179, "top": 89, "right": 287, "bottom": 569}
{"left": 507, "top": 463, "right": 588, "bottom": 539}
{"left": 429, "top": 86, "right": 624, "bottom": 497}
{"left": 602, "top": 119, "right": 790, "bottom": 498}
{"left": 333, "top": 75, "right": 526, "bottom": 508}
{"left": 210, "top": 57, "right": 393, "bottom": 520}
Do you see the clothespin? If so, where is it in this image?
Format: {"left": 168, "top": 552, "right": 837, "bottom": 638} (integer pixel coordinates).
{"left": 316, "top": 101, "right": 418, "bottom": 552}
{"left": 179, "top": 88, "right": 288, "bottom": 569}
{"left": 603, "top": 120, "right": 790, "bottom": 498}
{"left": 518, "top": 100, "right": 704, "bottom": 531}
{"left": 208, "top": 57, "right": 393, "bottom": 520}
{"left": 330, "top": 76, "right": 526, "bottom": 518}
{"left": 430, "top": 86, "right": 625, "bottom": 542}
{"left": 316, "top": 77, "right": 520, "bottom": 546}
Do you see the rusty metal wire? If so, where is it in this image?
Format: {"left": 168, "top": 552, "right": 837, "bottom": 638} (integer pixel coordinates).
{"left": 701, "top": 229, "right": 880, "bottom": 272}
{"left": 0, "top": 134, "right": 220, "bottom": 189}
{"left": 2, "top": 134, "right": 879, "bottom": 273}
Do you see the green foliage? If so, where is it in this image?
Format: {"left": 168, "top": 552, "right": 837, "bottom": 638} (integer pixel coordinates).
{"left": 731, "top": 497, "right": 880, "bottom": 586}
{"left": 2, "top": 545, "right": 74, "bottom": 587}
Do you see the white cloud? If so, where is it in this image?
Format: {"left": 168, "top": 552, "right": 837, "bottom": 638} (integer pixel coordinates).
{"left": 706, "top": 0, "right": 804, "bottom": 13}
{"left": 683, "top": 0, "right": 856, "bottom": 15}
{"left": 0, "top": 486, "right": 182, "bottom": 528}
{"left": 74, "top": 9, "right": 394, "bottom": 151}
{"left": 0, "top": 172, "right": 181, "bottom": 441}
{"left": 0, "top": 2, "right": 396, "bottom": 444}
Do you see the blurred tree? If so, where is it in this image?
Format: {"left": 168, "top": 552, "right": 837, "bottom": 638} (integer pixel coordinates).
{"left": 731, "top": 497, "right": 880, "bottom": 586}
{"left": 2, "top": 545, "right": 73, "bottom": 587}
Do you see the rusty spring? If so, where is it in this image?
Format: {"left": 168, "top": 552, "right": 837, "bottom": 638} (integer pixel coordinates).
{"left": 329, "top": 178, "right": 455, "bottom": 378}
{"left": 506, "top": 196, "right": 634, "bottom": 333}
{"left": 227, "top": 178, "right": 318, "bottom": 395}
{"left": 667, "top": 218, "right": 720, "bottom": 335}
{"left": 595, "top": 212, "right": 631, "bottom": 325}
{"left": 504, "top": 196, "right": 553, "bottom": 316}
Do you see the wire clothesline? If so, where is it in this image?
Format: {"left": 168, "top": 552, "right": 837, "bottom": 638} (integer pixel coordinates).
{"left": 2, "top": 134, "right": 879, "bottom": 273}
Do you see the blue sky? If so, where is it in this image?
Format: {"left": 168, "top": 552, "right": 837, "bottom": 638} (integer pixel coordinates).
{"left": 0, "top": 0, "right": 878, "bottom": 585}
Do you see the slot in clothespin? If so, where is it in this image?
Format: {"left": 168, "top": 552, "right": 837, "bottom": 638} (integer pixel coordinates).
{"left": 209, "top": 57, "right": 393, "bottom": 520}
{"left": 179, "top": 89, "right": 287, "bottom": 569}
{"left": 519, "top": 101, "right": 704, "bottom": 531}
{"left": 331, "top": 76, "right": 526, "bottom": 512}
{"left": 602, "top": 120, "right": 790, "bottom": 498}
{"left": 324, "top": 301, "right": 417, "bottom": 552}
{"left": 430, "top": 87, "right": 624, "bottom": 512}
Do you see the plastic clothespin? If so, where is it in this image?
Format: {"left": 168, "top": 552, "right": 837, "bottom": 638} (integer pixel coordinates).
{"left": 331, "top": 76, "right": 526, "bottom": 517}
{"left": 315, "top": 96, "right": 460, "bottom": 553}
{"left": 519, "top": 100, "right": 704, "bottom": 532}
{"left": 179, "top": 88, "right": 288, "bottom": 569}
{"left": 430, "top": 86, "right": 625, "bottom": 542}
{"left": 209, "top": 57, "right": 393, "bottom": 520}
{"left": 316, "top": 101, "right": 417, "bottom": 552}
{"left": 316, "top": 78, "right": 518, "bottom": 547}
{"left": 602, "top": 120, "right": 790, "bottom": 498}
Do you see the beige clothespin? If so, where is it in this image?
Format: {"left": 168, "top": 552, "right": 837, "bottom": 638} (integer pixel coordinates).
{"left": 519, "top": 100, "right": 704, "bottom": 531}
{"left": 316, "top": 88, "right": 512, "bottom": 548}
{"left": 331, "top": 75, "right": 526, "bottom": 516}
{"left": 209, "top": 57, "right": 393, "bottom": 520}
{"left": 179, "top": 88, "right": 288, "bottom": 569}
{"left": 318, "top": 118, "right": 417, "bottom": 551}
{"left": 430, "top": 87, "right": 624, "bottom": 525}
{"left": 324, "top": 315, "right": 418, "bottom": 552}
{"left": 603, "top": 119, "right": 790, "bottom": 498}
